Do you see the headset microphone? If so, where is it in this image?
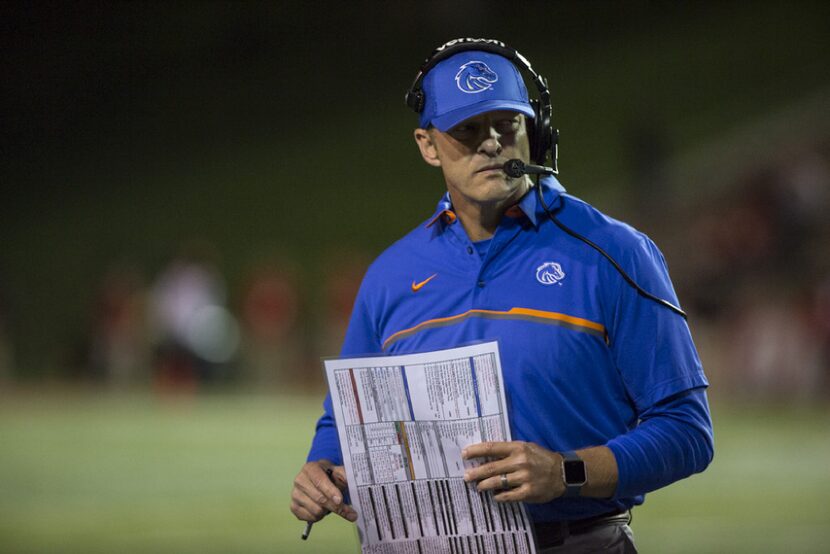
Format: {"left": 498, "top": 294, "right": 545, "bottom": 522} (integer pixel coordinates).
{"left": 503, "top": 159, "right": 557, "bottom": 178}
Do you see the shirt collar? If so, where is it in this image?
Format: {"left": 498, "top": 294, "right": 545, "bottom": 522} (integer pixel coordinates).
{"left": 425, "top": 196, "right": 456, "bottom": 227}
{"left": 425, "top": 175, "right": 567, "bottom": 229}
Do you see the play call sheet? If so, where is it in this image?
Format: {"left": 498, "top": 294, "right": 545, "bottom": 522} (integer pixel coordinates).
{"left": 324, "top": 341, "right": 537, "bottom": 554}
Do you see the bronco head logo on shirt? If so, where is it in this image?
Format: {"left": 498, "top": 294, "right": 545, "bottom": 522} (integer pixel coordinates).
{"left": 536, "top": 262, "right": 566, "bottom": 286}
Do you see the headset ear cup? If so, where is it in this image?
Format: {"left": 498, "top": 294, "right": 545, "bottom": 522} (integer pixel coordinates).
{"left": 406, "top": 90, "right": 425, "bottom": 113}
{"left": 539, "top": 114, "right": 552, "bottom": 164}
{"left": 528, "top": 99, "right": 540, "bottom": 164}
{"left": 528, "top": 99, "right": 550, "bottom": 165}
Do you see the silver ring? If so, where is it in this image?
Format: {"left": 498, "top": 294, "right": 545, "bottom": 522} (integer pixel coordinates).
{"left": 500, "top": 473, "right": 509, "bottom": 489}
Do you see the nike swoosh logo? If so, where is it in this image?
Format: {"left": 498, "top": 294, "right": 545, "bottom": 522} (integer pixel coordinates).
{"left": 411, "top": 273, "right": 437, "bottom": 292}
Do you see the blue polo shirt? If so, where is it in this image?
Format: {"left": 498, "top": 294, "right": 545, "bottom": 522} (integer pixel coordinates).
{"left": 309, "top": 176, "right": 713, "bottom": 522}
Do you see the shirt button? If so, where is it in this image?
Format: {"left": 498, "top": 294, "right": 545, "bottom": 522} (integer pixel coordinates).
{"left": 477, "top": 280, "right": 485, "bottom": 288}
{"left": 467, "top": 246, "right": 473, "bottom": 254}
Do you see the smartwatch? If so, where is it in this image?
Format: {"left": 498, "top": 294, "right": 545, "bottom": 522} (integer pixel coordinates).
{"left": 560, "top": 450, "right": 587, "bottom": 498}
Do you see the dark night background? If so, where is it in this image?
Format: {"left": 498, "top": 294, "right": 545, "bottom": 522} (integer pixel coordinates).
{"left": 2, "top": 1, "right": 829, "bottom": 376}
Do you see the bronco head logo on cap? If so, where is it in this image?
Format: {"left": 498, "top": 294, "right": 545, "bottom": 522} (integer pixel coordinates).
{"left": 455, "top": 61, "right": 498, "bottom": 94}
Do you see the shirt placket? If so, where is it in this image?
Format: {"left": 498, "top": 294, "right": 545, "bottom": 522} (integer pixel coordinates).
{"left": 468, "top": 217, "right": 525, "bottom": 307}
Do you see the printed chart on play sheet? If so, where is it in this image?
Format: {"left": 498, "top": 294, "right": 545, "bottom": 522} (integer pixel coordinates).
{"left": 324, "top": 341, "right": 537, "bottom": 554}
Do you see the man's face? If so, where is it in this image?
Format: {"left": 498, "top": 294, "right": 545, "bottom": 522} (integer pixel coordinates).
{"left": 415, "top": 110, "right": 533, "bottom": 210}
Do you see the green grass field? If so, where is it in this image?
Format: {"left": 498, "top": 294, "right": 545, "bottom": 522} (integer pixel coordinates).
{"left": 1, "top": 390, "right": 828, "bottom": 553}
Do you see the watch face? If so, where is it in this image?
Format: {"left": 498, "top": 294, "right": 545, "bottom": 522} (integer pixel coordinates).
{"left": 563, "top": 459, "right": 587, "bottom": 485}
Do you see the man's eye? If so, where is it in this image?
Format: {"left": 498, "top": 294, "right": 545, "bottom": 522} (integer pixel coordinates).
{"left": 450, "top": 125, "right": 477, "bottom": 139}
{"left": 497, "top": 120, "right": 520, "bottom": 133}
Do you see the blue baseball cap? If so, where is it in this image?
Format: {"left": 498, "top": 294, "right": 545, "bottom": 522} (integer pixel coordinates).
{"left": 419, "top": 50, "right": 535, "bottom": 131}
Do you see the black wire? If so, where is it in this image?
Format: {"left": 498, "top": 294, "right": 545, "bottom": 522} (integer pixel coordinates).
{"left": 534, "top": 182, "right": 688, "bottom": 320}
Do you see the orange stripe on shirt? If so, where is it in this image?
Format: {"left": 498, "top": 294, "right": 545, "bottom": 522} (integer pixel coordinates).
{"left": 382, "top": 307, "right": 606, "bottom": 350}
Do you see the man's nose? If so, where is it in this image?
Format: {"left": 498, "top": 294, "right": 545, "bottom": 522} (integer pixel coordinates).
{"left": 478, "top": 127, "right": 503, "bottom": 156}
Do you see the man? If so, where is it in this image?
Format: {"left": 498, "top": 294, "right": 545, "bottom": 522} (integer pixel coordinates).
{"left": 290, "top": 38, "right": 713, "bottom": 553}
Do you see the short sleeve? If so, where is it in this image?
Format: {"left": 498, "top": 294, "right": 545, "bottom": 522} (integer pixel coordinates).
{"left": 606, "top": 236, "right": 708, "bottom": 413}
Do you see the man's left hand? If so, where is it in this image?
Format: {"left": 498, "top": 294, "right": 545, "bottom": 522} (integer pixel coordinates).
{"left": 462, "top": 441, "right": 564, "bottom": 503}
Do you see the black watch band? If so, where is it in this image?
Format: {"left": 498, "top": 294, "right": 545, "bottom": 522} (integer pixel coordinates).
{"left": 561, "top": 450, "right": 587, "bottom": 498}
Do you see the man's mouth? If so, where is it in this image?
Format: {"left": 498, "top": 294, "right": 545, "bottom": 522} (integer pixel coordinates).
{"left": 476, "top": 163, "right": 506, "bottom": 174}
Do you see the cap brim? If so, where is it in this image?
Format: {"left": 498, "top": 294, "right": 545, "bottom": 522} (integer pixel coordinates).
{"left": 431, "top": 100, "right": 535, "bottom": 132}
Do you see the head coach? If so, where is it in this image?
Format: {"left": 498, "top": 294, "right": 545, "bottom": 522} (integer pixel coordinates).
{"left": 290, "top": 38, "right": 714, "bottom": 553}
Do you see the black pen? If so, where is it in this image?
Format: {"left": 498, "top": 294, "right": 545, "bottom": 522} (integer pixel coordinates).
{"left": 301, "top": 468, "right": 335, "bottom": 540}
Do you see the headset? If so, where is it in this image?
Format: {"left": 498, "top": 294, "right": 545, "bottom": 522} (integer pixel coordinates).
{"left": 405, "top": 37, "right": 559, "bottom": 171}
{"left": 405, "top": 38, "right": 687, "bottom": 320}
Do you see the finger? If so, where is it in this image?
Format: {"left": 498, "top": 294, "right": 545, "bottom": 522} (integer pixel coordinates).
{"left": 296, "top": 464, "right": 344, "bottom": 512}
{"left": 292, "top": 487, "right": 330, "bottom": 521}
{"left": 320, "top": 466, "right": 356, "bottom": 522}
{"left": 463, "top": 441, "right": 517, "bottom": 460}
{"left": 294, "top": 483, "right": 339, "bottom": 519}
{"left": 493, "top": 483, "right": 530, "bottom": 503}
{"left": 477, "top": 473, "right": 507, "bottom": 492}
{"left": 291, "top": 503, "right": 313, "bottom": 522}
{"left": 335, "top": 503, "right": 359, "bottom": 523}
{"left": 293, "top": 486, "right": 358, "bottom": 523}
{"left": 311, "top": 466, "right": 344, "bottom": 505}
{"left": 291, "top": 500, "right": 325, "bottom": 523}
{"left": 464, "top": 459, "right": 520, "bottom": 484}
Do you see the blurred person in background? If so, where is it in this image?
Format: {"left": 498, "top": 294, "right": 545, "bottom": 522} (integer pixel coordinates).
{"left": 290, "top": 38, "right": 713, "bottom": 553}
{"left": 149, "top": 242, "right": 239, "bottom": 391}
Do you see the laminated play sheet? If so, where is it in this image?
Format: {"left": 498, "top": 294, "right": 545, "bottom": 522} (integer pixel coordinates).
{"left": 324, "top": 341, "right": 536, "bottom": 553}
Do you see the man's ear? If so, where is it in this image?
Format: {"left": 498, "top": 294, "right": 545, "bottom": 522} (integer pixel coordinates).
{"left": 414, "top": 128, "right": 442, "bottom": 168}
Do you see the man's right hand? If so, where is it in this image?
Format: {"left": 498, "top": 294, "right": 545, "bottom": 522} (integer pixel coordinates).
{"left": 290, "top": 460, "right": 358, "bottom": 523}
